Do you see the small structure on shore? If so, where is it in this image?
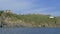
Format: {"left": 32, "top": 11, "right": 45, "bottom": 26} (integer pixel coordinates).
{"left": 49, "top": 16, "right": 54, "bottom": 19}
{"left": 4, "top": 9, "right": 12, "bottom": 14}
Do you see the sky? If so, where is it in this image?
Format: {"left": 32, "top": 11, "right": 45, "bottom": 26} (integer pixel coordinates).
{"left": 0, "top": 0, "right": 60, "bottom": 16}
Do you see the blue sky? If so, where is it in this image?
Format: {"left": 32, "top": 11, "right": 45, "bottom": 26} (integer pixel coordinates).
{"left": 0, "top": 0, "right": 60, "bottom": 16}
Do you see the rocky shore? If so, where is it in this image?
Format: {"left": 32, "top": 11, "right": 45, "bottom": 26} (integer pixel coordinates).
{"left": 0, "top": 10, "right": 59, "bottom": 28}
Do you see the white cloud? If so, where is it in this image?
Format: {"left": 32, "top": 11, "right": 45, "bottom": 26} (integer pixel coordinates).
{"left": 26, "top": 7, "right": 55, "bottom": 14}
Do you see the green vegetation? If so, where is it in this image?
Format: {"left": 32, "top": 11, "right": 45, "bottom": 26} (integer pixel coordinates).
{"left": 0, "top": 10, "right": 60, "bottom": 28}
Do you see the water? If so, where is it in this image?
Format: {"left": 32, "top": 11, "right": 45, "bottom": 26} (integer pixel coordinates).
{"left": 0, "top": 28, "right": 60, "bottom": 34}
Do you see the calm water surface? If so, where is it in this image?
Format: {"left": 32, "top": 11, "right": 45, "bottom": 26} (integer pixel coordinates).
{"left": 0, "top": 28, "right": 60, "bottom": 34}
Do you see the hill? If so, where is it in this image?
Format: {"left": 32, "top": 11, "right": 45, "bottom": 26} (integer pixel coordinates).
{"left": 0, "top": 10, "right": 60, "bottom": 28}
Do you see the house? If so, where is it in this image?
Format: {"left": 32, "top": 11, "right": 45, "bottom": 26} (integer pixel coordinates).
{"left": 4, "top": 9, "right": 12, "bottom": 14}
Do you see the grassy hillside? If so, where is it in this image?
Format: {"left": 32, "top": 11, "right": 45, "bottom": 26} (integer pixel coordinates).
{"left": 0, "top": 10, "right": 60, "bottom": 28}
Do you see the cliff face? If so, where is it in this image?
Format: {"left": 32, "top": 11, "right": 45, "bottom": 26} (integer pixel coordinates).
{"left": 0, "top": 10, "right": 59, "bottom": 28}
{"left": 4, "top": 17, "right": 33, "bottom": 28}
